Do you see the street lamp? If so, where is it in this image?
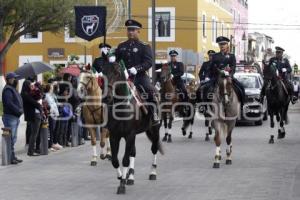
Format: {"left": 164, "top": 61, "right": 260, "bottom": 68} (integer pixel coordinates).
{"left": 151, "top": 0, "right": 156, "bottom": 84}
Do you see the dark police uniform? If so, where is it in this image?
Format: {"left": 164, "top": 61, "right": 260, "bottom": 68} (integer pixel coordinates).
{"left": 261, "top": 46, "right": 293, "bottom": 100}
{"left": 168, "top": 50, "right": 188, "bottom": 101}
{"left": 201, "top": 36, "right": 245, "bottom": 103}
{"left": 199, "top": 61, "right": 212, "bottom": 82}
{"left": 116, "top": 20, "right": 156, "bottom": 104}
{"left": 199, "top": 50, "right": 215, "bottom": 82}
{"left": 92, "top": 43, "right": 111, "bottom": 73}
{"left": 170, "top": 61, "right": 188, "bottom": 100}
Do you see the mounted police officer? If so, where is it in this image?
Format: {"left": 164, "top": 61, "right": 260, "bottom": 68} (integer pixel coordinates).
{"left": 92, "top": 43, "right": 112, "bottom": 74}
{"left": 168, "top": 50, "right": 188, "bottom": 102}
{"left": 202, "top": 36, "right": 245, "bottom": 104}
{"left": 260, "top": 46, "right": 297, "bottom": 104}
{"left": 199, "top": 50, "right": 215, "bottom": 82}
{"left": 116, "top": 19, "right": 159, "bottom": 124}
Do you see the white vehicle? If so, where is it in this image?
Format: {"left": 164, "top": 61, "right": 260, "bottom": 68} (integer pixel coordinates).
{"left": 234, "top": 72, "right": 268, "bottom": 126}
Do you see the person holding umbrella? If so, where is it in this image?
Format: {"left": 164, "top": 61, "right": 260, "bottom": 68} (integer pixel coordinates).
{"left": 21, "top": 79, "right": 43, "bottom": 156}
{"left": 2, "top": 72, "right": 24, "bottom": 164}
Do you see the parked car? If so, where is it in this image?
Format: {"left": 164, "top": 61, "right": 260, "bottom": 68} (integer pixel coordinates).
{"left": 234, "top": 72, "right": 268, "bottom": 126}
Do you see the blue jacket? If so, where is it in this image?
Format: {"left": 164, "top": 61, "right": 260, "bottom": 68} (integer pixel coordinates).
{"left": 2, "top": 84, "right": 24, "bottom": 117}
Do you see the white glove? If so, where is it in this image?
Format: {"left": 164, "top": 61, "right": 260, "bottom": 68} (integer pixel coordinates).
{"left": 128, "top": 67, "right": 137, "bottom": 75}
{"left": 205, "top": 77, "right": 210, "bottom": 82}
{"left": 170, "top": 74, "right": 174, "bottom": 79}
{"left": 99, "top": 72, "right": 103, "bottom": 77}
{"left": 108, "top": 56, "right": 116, "bottom": 63}
{"left": 282, "top": 68, "right": 287, "bottom": 72}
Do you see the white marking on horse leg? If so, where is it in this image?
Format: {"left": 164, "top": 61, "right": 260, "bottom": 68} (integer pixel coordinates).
{"left": 106, "top": 138, "right": 111, "bottom": 155}
{"left": 224, "top": 79, "right": 229, "bottom": 103}
{"left": 117, "top": 167, "right": 122, "bottom": 178}
{"left": 167, "top": 128, "right": 171, "bottom": 135}
{"left": 129, "top": 157, "right": 135, "bottom": 169}
{"left": 165, "top": 127, "right": 168, "bottom": 134}
{"left": 226, "top": 144, "right": 232, "bottom": 160}
{"left": 150, "top": 154, "right": 157, "bottom": 175}
{"left": 92, "top": 146, "right": 97, "bottom": 157}
{"left": 215, "top": 146, "right": 221, "bottom": 163}
{"left": 122, "top": 167, "right": 128, "bottom": 180}
{"left": 100, "top": 146, "right": 105, "bottom": 156}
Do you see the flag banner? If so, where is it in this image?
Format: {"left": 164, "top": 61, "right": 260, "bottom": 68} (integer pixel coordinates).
{"left": 75, "top": 6, "right": 106, "bottom": 41}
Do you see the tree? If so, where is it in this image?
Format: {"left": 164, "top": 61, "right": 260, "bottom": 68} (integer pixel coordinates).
{"left": 0, "top": 0, "right": 80, "bottom": 74}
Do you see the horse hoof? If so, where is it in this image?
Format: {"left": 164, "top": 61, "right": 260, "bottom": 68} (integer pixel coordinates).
{"left": 126, "top": 179, "right": 134, "bottom": 185}
{"left": 271, "top": 122, "right": 274, "bottom": 128}
{"left": 162, "top": 135, "right": 168, "bottom": 142}
{"left": 277, "top": 131, "right": 286, "bottom": 139}
{"left": 269, "top": 138, "right": 274, "bottom": 144}
{"left": 182, "top": 128, "right": 186, "bottom": 136}
{"left": 213, "top": 163, "right": 220, "bottom": 168}
{"left": 100, "top": 154, "right": 106, "bottom": 160}
{"left": 205, "top": 120, "right": 209, "bottom": 127}
{"left": 226, "top": 160, "right": 232, "bottom": 165}
{"left": 188, "top": 134, "right": 192, "bottom": 139}
{"left": 106, "top": 154, "right": 112, "bottom": 161}
{"left": 90, "top": 161, "right": 97, "bottom": 166}
{"left": 117, "top": 186, "right": 126, "bottom": 195}
{"left": 149, "top": 174, "right": 157, "bottom": 180}
{"left": 117, "top": 176, "right": 122, "bottom": 180}
{"left": 208, "top": 127, "right": 212, "bottom": 135}
{"left": 205, "top": 134, "right": 210, "bottom": 141}
{"left": 167, "top": 137, "right": 172, "bottom": 143}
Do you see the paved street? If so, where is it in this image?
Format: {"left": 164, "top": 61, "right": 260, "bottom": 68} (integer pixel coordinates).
{"left": 0, "top": 105, "right": 300, "bottom": 200}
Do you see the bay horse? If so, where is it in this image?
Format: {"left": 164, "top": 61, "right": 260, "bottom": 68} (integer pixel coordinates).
{"left": 207, "top": 69, "right": 240, "bottom": 168}
{"left": 77, "top": 71, "right": 111, "bottom": 166}
{"left": 102, "top": 61, "right": 163, "bottom": 195}
{"left": 264, "top": 66, "right": 290, "bottom": 143}
{"left": 181, "top": 80, "right": 197, "bottom": 139}
{"left": 160, "top": 64, "right": 180, "bottom": 143}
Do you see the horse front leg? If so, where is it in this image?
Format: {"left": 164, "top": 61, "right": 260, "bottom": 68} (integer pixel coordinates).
{"left": 147, "top": 128, "right": 161, "bottom": 181}
{"left": 269, "top": 112, "right": 275, "bottom": 144}
{"left": 162, "top": 113, "right": 168, "bottom": 142}
{"left": 278, "top": 110, "right": 286, "bottom": 139}
{"left": 89, "top": 127, "right": 98, "bottom": 166}
{"left": 167, "top": 115, "right": 173, "bottom": 143}
{"left": 117, "top": 134, "right": 135, "bottom": 194}
{"left": 225, "top": 133, "right": 233, "bottom": 165}
{"left": 105, "top": 130, "right": 112, "bottom": 160}
{"left": 126, "top": 136, "right": 136, "bottom": 186}
{"left": 213, "top": 125, "right": 221, "bottom": 168}
{"left": 99, "top": 127, "right": 106, "bottom": 160}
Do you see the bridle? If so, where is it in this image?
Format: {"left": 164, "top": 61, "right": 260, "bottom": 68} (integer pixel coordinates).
{"left": 80, "top": 73, "right": 102, "bottom": 123}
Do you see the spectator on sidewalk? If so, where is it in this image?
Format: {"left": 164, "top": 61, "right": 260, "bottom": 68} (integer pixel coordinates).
{"left": 2, "top": 72, "right": 24, "bottom": 164}
{"left": 44, "top": 81, "right": 62, "bottom": 151}
{"left": 21, "top": 79, "right": 43, "bottom": 156}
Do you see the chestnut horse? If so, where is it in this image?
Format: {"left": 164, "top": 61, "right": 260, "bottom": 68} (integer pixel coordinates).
{"left": 77, "top": 71, "right": 111, "bottom": 166}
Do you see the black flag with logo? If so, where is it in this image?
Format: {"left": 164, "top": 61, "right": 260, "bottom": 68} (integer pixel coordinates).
{"left": 75, "top": 6, "right": 107, "bottom": 41}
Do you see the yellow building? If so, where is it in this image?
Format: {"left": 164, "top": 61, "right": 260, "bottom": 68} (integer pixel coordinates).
{"left": 4, "top": 0, "right": 233, "bottom": 78}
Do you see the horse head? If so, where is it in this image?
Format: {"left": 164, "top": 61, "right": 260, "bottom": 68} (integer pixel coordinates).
{"left": 160, "top": 63, "right": 172, "bottom": 83}
{"left": 102, "top": 60, "right": 127, "bottom": 104}
{"left": 77, "top": 71, "right": 99, "bottom": 98}
{"left": 217, "top": 67, "right": 233, "bottom": 105}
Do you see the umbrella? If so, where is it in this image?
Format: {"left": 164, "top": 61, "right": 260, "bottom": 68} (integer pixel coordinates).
{"left": 15, "top": 62, "right": 54, "bottom": 79}
{"left": 60, "top": 65, "right": 81, "bottom": 76}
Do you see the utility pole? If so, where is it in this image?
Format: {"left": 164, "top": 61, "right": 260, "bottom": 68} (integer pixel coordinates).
{"left": 128, "top": 0, "right": 131, "bottom": 19}
{"left": 151, "top": 0, "right": 156, "bottom": 84}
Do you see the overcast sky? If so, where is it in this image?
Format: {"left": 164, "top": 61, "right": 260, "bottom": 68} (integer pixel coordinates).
{"left": 249, "top": 0, "right": 300, "bottom": 65}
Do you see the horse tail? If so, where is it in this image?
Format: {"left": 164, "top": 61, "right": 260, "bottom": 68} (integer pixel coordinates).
{"left": 146, "top": 130, "right": 165, "bottom": 155}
